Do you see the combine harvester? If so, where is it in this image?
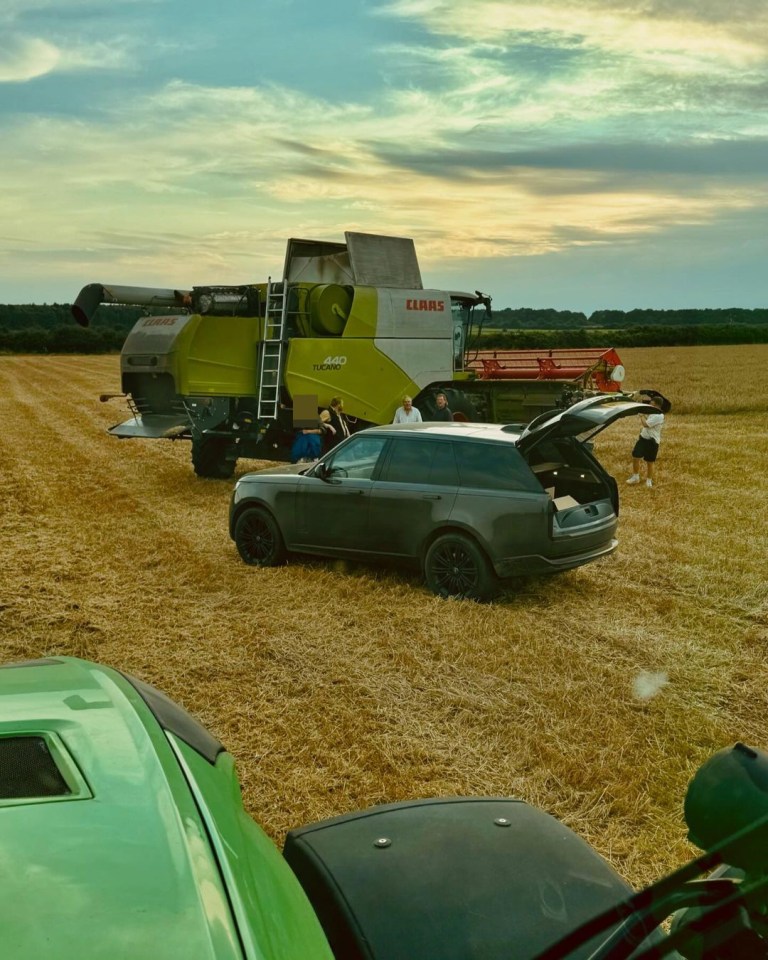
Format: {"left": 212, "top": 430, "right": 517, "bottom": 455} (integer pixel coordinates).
{"left": 72, "top": 232, "right": 626, "bottom": 477}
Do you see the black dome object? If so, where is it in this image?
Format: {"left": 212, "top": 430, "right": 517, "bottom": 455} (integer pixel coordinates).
{"left": 285, "top": 797, "right": 633, "bottom": 960}
{"left": 685, "top": 742, "right": 768, "bottom": 873}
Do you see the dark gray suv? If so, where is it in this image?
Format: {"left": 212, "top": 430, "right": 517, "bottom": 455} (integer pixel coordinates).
{"left": 229, "top": 395, "right": 657, "bottom": 599}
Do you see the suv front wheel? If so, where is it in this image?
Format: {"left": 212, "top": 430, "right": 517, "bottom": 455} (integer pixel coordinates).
{"left": 424, "top": 533, "right": 498, "bottom": 601}
{"left": 234, "top": 507, "right": 286, "bottom": 566}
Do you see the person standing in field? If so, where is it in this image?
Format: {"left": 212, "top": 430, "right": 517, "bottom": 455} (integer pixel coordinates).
{"left": 392, "top": 396, "right": 423, "bottom": 424}
{"left": 627, "top": 395, "right": 665, "bottom": 488}
{"left": 431, "top": 391, "right": 453, "bottom": 422}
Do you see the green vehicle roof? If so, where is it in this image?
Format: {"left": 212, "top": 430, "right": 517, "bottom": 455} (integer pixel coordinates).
{"left": 0, "top": 657, "right": 332, "bottom": 960}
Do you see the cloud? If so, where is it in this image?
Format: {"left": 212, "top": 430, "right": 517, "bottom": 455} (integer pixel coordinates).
{"left": 1, "top": 2, "right": 767, "bottom": 300}
{"left": 2, "top": 71, "right": 767, "bottom": 290}
{"left": 368, "top": 31, "right": 768, "bottom": 163}
{"left": 377, "top": 0, "right": 768, "bottom": 66}
{"left": 0, "top": 35, "right": 60, "bottom": 81}
{"left": 0, "top": 31, "right": 132, "bottom": 81}
{"left": 370, "top": 138, "right": 768, "bottom": 179}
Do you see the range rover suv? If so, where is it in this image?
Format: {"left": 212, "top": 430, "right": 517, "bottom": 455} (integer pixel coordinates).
{"left": 229, "top": 395, "right": 658, "bottom": 599}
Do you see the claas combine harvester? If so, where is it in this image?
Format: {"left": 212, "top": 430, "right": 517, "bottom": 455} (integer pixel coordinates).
{"left": 72, "top": 232, "right": 627, "bottom": 478}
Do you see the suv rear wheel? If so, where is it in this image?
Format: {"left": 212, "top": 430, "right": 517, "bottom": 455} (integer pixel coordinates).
{"left": 234, "top": 507, "right": 286, "bottom": 566}
{"left": 424, "top": 533, "right": 498, "bottom": 601}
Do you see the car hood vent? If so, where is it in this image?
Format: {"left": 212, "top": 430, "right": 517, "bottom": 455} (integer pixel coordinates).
{"left": 0, "top": 737, "right": 72, "bottom": 800}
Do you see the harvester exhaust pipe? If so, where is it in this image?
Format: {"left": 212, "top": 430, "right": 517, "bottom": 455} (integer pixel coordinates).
{"left": 71, "top": 283, "right": 192, "bottom": 327}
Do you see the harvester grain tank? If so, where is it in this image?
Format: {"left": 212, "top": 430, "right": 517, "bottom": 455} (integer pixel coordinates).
{"left": 72, "top": 232, "right": 626, "bottom": 478}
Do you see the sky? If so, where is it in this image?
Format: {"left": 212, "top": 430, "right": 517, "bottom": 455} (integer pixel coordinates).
{"left": 2, "top": 0, "right": 767, "bottom": 313}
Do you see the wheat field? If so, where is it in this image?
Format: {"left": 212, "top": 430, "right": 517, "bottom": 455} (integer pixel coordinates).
{"left": 1, "top": 344, "right": 766, "bottom": 889}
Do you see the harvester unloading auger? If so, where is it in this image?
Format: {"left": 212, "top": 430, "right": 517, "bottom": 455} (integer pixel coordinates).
{"left": 72, "top": 232, "right": 627, "bottom": 478}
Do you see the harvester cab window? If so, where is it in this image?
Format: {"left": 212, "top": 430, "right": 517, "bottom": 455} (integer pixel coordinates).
{"left": 451, "top": 301, "right": 470, "bottom": 369}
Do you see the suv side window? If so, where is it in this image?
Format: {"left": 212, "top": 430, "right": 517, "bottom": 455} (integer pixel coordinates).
{"left": 381, "top": 438, "right": 459, "bottom": 486}
{"left": 455, "top": 442, "right": 537, "bottom": 492}
{"left": 327, "top": 436, "right": 388, "bottom": 479}
{"left": 429, "top": 442, "right": 460, "bottom": 485}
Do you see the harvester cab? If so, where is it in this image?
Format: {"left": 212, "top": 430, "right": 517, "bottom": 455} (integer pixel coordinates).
{"left": 72, "top": 232, "right": 625, "bottom": 478}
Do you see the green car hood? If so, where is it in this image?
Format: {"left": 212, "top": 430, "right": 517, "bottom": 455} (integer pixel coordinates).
{"left": 0, "top": 657, "right": 332, "bottom": 960}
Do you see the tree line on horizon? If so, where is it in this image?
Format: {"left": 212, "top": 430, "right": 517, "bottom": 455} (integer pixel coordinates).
{"left": 1, "top": 303, "right": 767, "bottom": 353}
{"left": 491, "top": 306, "right": 768, "bottom": 329}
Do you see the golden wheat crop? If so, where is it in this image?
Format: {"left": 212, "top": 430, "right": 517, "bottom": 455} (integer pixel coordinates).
{"left": 1, "top": 345, "right": 766, "bottom": 890}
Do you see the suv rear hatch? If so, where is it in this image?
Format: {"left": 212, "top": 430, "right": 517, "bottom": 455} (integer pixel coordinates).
{"left": 512, "top": 395, "right": 658, "bottom": 555}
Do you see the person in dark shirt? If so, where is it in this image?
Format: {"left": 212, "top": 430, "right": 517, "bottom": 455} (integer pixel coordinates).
{"left": 326, "top": 397, "right": 353, "bottom": 449}
{"left": 432, "top": 391, "right": 453, "bottom": 422}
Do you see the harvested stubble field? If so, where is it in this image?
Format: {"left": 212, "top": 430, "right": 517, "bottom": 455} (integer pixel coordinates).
{"left": 1, "top": 344, "right": 767, "bottom": 890}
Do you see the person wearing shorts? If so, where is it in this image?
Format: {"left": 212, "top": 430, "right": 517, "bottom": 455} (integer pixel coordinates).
{"left": 627, "top": 396, "right": 665, "bottom": 488}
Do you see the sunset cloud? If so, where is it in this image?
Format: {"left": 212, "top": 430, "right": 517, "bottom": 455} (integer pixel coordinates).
{"left": 0, "top": 0, "right": 766, "bottom": 309}
{"left": 378, "top": 0, "right": 768, "bottom": 64}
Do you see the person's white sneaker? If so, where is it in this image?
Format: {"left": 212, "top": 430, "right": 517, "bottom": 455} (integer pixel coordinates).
{"left": 646, "top": 479, "right": 654, "bottom": 488}
{"left": 626, "top": 474, "right": 641, "bottom": 485}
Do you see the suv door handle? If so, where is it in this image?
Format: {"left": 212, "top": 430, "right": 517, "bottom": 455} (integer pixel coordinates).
{"left": 346, "top": 489, "right": 364, "bottom": 496}
{"left": 422, "top": 494, "right": 441, "bottom": 500}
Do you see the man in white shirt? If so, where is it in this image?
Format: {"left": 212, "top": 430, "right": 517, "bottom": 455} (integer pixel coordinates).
{"left": 392, "top": 396, "right": 423, "bottom": 424}
{"left": 627, "top": 396, "right": 665, "bottom": 488}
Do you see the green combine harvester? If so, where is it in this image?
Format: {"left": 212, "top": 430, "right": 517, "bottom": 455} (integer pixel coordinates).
{"left": 72, "top": 232, "right": 626, "bottom": 477}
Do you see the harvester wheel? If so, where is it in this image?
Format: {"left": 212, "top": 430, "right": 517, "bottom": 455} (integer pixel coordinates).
{"left": 424, "top": 533, "right": 498, "bottom": 601}
{"left": 234, "top": 508, "right": 286, "bottom": 567}
{"left": 191, "top": 435, "right": 236, "bottom": 479}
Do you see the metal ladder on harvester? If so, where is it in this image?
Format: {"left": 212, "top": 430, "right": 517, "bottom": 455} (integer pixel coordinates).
{"left": 257, "top": 278, "right": 289, "bottom": 420}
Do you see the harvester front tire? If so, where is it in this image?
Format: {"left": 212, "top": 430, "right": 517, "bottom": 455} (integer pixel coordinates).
{"left": 192, "top": 435, "right": 236, "bottom": 479}
{"left": 424, "top": 533, "right": 498, "bottom": 601}
{"left": 234, "top": 508, "right": 286, "bottom": 567}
